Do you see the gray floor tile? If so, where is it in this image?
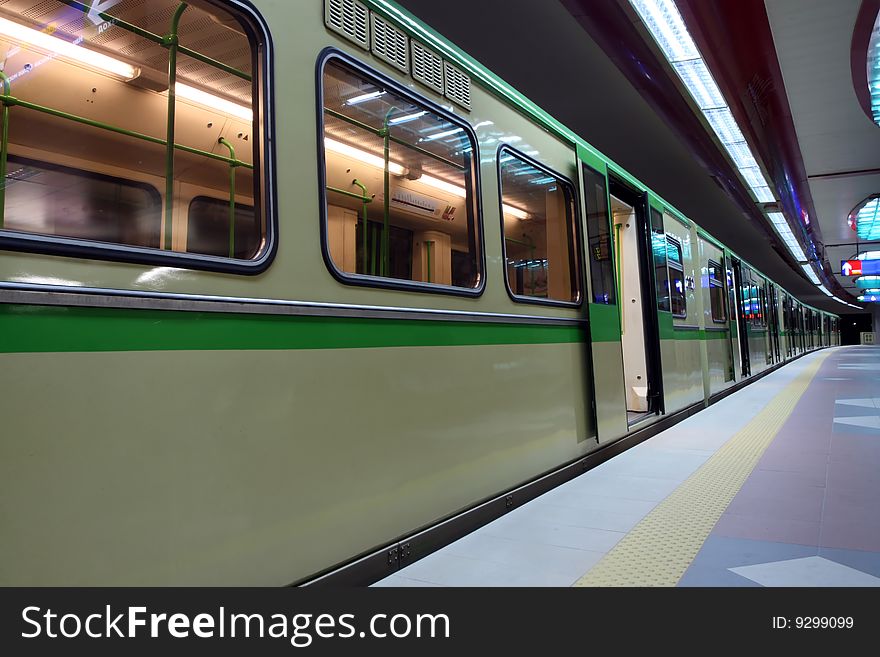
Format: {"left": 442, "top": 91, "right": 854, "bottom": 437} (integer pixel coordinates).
{"left": 592, "top": 448, "right": 709, "bottom": 481}
{"left": 371, "top": 575, "right": 442, "bottom": 587}
{"left": 445, "top": 532, "right": 605, "bottom": 572}
{"left": 539, "top": 487, "right": 659, "bottom": 516}
{"left": 527, "top": 501, "right": 646, "bottom": 533}
{"left": 549, "top": 473, "right": 681, "bottom": 503}
{"left": 480, "top": 513, "right": 626, "bottom": 553}
{"left": 391, "top": 551, "right": 513, "bottom": 587}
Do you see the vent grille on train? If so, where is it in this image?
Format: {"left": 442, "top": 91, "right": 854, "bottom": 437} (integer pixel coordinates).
{"left": 324, "top": 0, "right": 369, "bottom": 50}
{"left": 410, "top": 40, "right": 443, "bottom": 94}
{"left": 443, "top": 61, "right": 471, "bottom": 110}
{"left": 370, "top": 13, "right": 409, "bottom": 73}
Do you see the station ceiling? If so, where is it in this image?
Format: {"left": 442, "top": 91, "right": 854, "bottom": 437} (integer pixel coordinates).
{"left": 395, "top": 0, "right": 879, "bottom": 314}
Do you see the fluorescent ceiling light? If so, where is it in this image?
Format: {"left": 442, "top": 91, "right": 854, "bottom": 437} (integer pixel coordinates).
{"left": 767, "top": 212, "right": 807, "bottom": 262}
{"left": 630, "top": 0, "right": 791, "bottom": 238}
{"left": 502, "top": 204, "right": 530, "bottom": 220}
{"left": 0, "top": 16, "right": 139, "bottom": 80}
{"left": 388, "top": 111, "right": 427, "bottom": 125}
{"left": 739, "top": 166, "right": 771, "bottom": 191}
{"left": 703, "top": 108, "right": 747, "bottom": 146}
{"left": 630, "top": 0, "right": 699, "bottom": 62}
{"left": 751, "top": 186, "right": 775, "bottom": 203}
{"left": 672, "top": 59, "right": 726, "bottom": 110}
{"left": 325, "top": 136, "right": 528, "bottom": 217}
{"left": 857, "top": 250, "right": 880, "bottom": 260}
{"left": 416, "top": 173, "right": 529, "bottom": 220}
{"left": 723, "top": 142, "right": 761, "bottom": 170}
{"left": 422, "top": 127, "right": 464, "bottom": 142}
{"left": 346, "top": 90, "right": 385, "bottom": 105}
{"left": 817, "top": 284, "right": 832, "bottom": 296}
{"left": 324, "top": 138, "right": 406, "bottom": 175}
{"left": 800, "top": 264, "right": 820, "bottom": 284}
{"left": 176, "top": 83, "right": 252, "bottom": 122}
{"left": 419, "top": 174, "right": 465, "bottom": 197}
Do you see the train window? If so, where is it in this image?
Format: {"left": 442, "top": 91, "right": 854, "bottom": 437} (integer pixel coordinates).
{"left": 5, "top": 156, "right": 161, "bottom": 247}
{"left": 708, "top": 259, "right": 726, "bottom": 323}
{"left": 726, "top": 267, "right": 736, "bottom": 320}
{"left": 754, "top": 284, "right": 766, "bottom": 327}
{"left": 0, "top": 1, "right": 268, "bottom": 270}
{"left": 651, "top": 208, "right": 670, "bottom": 313}
{"left": 499, "top": 147, "right": 581, "bottom": 304}
{"left": 187, "top": 197, "right": 258, "bottom": 259}
{"left": 582, "top": 165, "right": 615, "bottom": 304}
{"left": 319, "top": 54, "right": 482, "bottom": 292}
{"left": 667, "top": 237, "right": 686, "bottom": 318}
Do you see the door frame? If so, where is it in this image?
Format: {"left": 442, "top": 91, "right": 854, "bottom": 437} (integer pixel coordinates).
{"left": 608, "top": 175, "right": 664, "bottom": 418}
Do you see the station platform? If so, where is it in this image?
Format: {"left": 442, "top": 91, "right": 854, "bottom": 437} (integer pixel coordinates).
{"left": 373, "top": 346, "right": 880, "bottom": 587}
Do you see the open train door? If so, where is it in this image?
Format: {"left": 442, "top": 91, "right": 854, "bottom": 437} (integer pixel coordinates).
{"left": 608, "top": 174, "right": 664, "bottom": 428}
{"left": 578, "top": 147, "right": 628, "bottom": 444}
{"left": 731, "top": 257, "right": 751, "bottom": 377}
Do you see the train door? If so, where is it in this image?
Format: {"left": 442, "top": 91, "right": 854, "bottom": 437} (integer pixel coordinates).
{"left": 769, "top": 284, "right": 781, "bottom": 363}
{"left": 609, "top": 177, "right": 663, "bottom": 426}
{"left": 725, "top": 259, "right": 742, "bottom": 379}
{"left": 782, "top": 292, "right": 794, "bottom": 358}
{"left": 579, "top": 152, "right": 628, "bottom": 443}
{"left": 731, "top": 258, "right": 751, "bottom": 377}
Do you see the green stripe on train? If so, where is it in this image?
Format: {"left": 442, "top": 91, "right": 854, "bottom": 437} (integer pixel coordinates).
{"left": 0, "top": 304, "right": 585, "bottom": 353}
{"left": 588, "top": 303, "right": 621, "bottom": 342}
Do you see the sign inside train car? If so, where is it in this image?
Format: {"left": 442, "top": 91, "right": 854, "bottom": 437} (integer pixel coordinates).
{"left": 841, "top": 259, "right": 880, "bottom": 276}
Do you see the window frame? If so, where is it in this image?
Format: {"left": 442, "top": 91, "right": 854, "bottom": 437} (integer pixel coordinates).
{"left": 707, "top": 258, "right": 727, "bottom": 324}
{"left": 496, "top": 143, "right": 583, "bottom": 308}
{"left": 316, "top": 48, "right": 486, "bottom": 297}
{"left": 0, "top": 0, "right": 276, "bottom": 275}
{"left": 666, "top": 236, "right": 687, "bottom": 319}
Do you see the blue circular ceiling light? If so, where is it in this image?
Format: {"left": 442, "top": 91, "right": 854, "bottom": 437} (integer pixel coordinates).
{"left": 870, "top": 9, "right": 880, "bottom": 125}
{"left": 850, "top": 195, "right": 880, "bottom": 240}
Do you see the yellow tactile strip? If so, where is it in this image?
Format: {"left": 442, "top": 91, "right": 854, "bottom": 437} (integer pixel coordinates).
{"left": 574, "top": 352, "right": 830, "bottom": 587}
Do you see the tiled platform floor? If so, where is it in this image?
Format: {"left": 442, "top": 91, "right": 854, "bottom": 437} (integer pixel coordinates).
{"left": 373, "top": 346, "right": 880, "bottom": 587}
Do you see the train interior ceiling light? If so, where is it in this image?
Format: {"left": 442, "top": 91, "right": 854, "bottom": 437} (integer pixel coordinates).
{"left": 0, "top": 12, "right": 250, "bottom": 121}
{"left": 628, "top": 0, "right": 825, "bottom": 284}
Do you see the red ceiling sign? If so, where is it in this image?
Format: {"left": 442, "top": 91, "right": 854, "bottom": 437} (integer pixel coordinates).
{"left": 842, "top": 260, "right": 863, "bottom": 276}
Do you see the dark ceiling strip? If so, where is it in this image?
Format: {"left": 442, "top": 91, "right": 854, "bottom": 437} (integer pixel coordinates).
{"left": 826, "top": 240, "right": 880, "bottom": 248}
{"left": 808, "top": 167, "right": 880, "bottom": 180}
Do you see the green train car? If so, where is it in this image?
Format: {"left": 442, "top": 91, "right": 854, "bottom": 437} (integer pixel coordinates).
{"left": 0, "top": 0, "right": 839, "bottom": 585}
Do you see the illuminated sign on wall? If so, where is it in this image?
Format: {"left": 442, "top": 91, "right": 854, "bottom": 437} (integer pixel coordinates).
{"left": 841, "top": 259, "right": 880, "bottom": 276}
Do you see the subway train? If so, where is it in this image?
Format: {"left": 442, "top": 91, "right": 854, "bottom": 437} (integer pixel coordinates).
{"left": 0, "top": 0, "right": 839, "bottom": 585}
